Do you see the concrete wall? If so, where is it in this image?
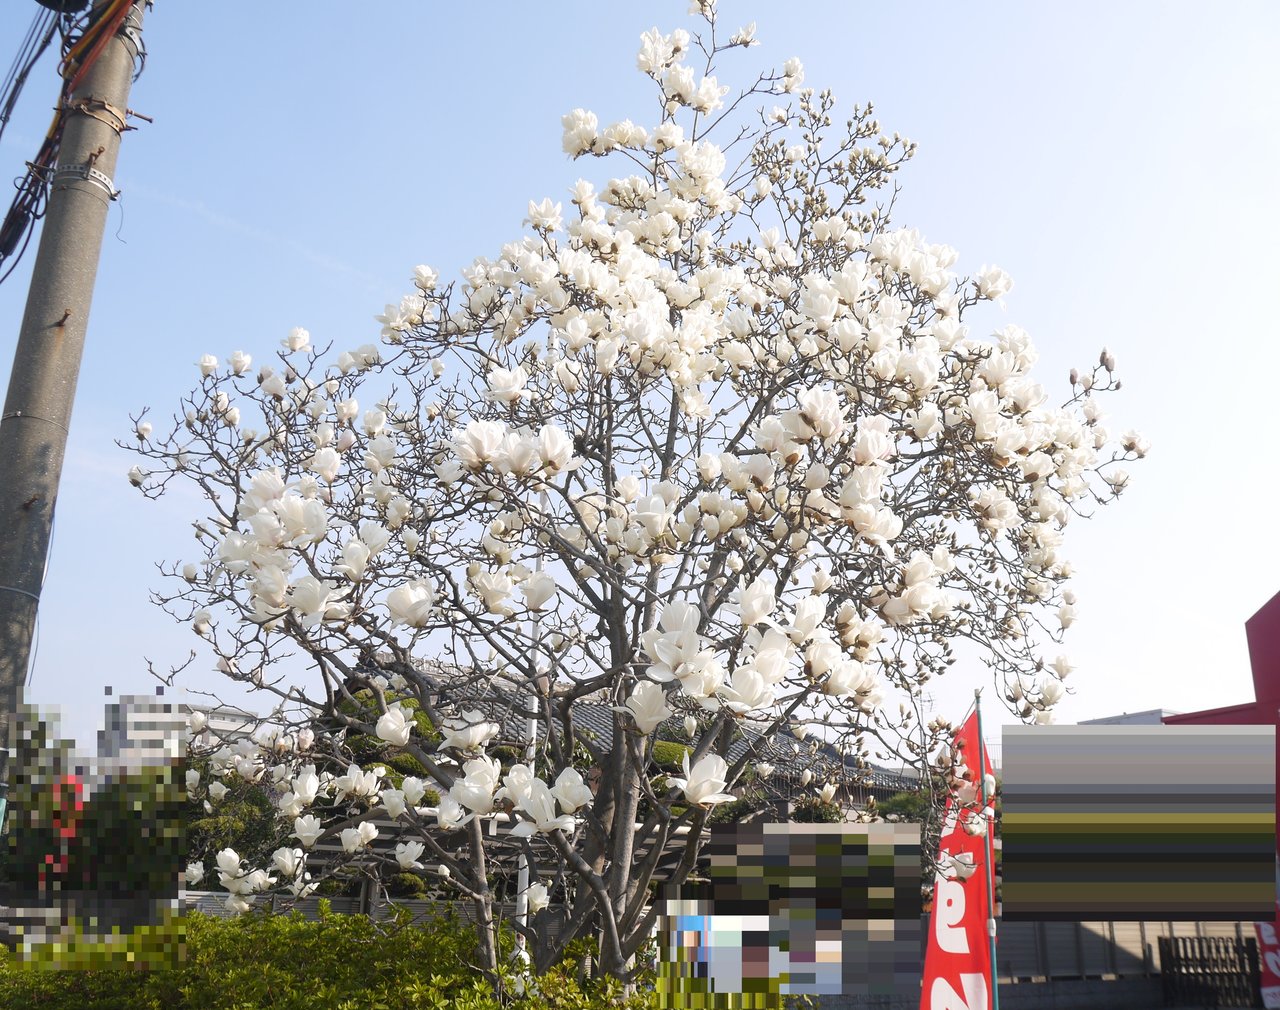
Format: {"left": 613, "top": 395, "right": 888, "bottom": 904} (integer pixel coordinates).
{"left": 790, "top": 977, "right": 1163, "bottom": 1010}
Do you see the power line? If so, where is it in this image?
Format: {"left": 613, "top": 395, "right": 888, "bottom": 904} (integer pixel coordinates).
{"left": 0, "top": 0, "right": 136, "bottom": 287}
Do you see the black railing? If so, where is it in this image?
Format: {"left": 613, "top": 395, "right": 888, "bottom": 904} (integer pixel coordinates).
{"left": 1158, "top": 935, "right": 1261, "bottom": 1008}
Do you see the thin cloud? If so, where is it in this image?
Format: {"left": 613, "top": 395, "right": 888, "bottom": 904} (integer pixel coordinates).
{"left": 127, "top": 182, "right": 388, "bottom": 292}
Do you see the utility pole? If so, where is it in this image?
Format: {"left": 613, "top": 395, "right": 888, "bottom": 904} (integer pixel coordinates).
{"left": 0, "top": 0, "right": 147, "bottom": 829}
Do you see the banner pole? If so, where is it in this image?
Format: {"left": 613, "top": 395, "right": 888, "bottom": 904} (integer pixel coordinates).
{"left": 974, "top": 688, "right": 999, "bottom": 1010}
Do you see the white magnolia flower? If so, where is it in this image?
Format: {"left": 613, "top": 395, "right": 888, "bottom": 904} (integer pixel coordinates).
{"left": 525, "top": 881, "right": 550, "bottom": 915}
{"left": 396, "top": 840, "right": 426, "bottom": 870}
{"left": 381, "top": 788, "right": 408, "bottom": 820}
{"left": 781, "top": 56, "right": 804, "bottom": 92}
{"left": 562, "top": 107, "right": 599, "bottom": 156}
{"left": 470, "top": 571, "right": 513, "bottom": 614}
{"left": 436, "top": 794, "right": 470, "bottom": 830}
{"left": 667, "top": 753, "right": 736, "bottom": 807}
{"left": 208, "top": 780, "right": 228, "bottom": 802}
{"left": 376, "top": 705, "right": 413, "bottom": 747}
{"left": 188, "top": 710, "right": 208, "bottom": 734}
{"left": 309, "top": 447, "right": 341, "bottom": 484}
{"left": 386, "top": 579, "right": 435, "bottom": 628}
{"left": 277, "top": 791, "right": 306, "bottom": 819}
{"left": 333, "top": 762, "right": 381, "bottom": 800}
{"left": 292, "top": 767, "right": 320, "bottom": 806}
{"left": 617, "top": 681, "right": 671, "bottom": 734}
{"left": 527, "top": 198, "right": 563, "bottom": 231}
{"left": 401, "top": 776, "right": 427, "bottom": 807}
{"left": 228, "top": 350, "right": 252, "bottom": 375}
{"left": 451, "top": 756, "right": 502, "bottom": 814}
{"left": 521, "top": 571, "right": 557, "bottom": 611}
{"left": 737, "top": 577, "right": 775, "bottom": 626}
{"left": 754, "top": 762, "right": 774, "bottom": 779}
{"left": 184, "top": 861, "right": 205, "bottom": 886}
{"left": 215, "top": 848, "right": 241, "bottom": 877}
{"left": 272, "top": 847, "right": 304, "bottom": 879}
{"left": 818, "top": 782, "right": 838, "bottom": 804}
{"left": 942, "top": 850, "right": 977, "bottom": 881}
{"left": 197, "top": 353, "right": 218, "bottom": 376}
{"left": 224, "top": 894, "right": 252, "bottom": 915}
{"left": 976, "top": 265, "right": 1013, "bottom": 301}
{"left": 486, "top": 365, "right": 529, "bottom": 404}
{"left": 1039, "top": 677, "right": 1065, "bottom": 706}
{"left": 341, "top": 822, "right": 379, "bottom": 853}
{"left": 551, "top": 767, "right": 593, "bottom": 814}
{"left": 441, "top": 709, "right": 500, "bottom": 752}
{"left": 717, "top": 665, "right": 775, "bottom": 714}
{"left": 510, "top": 778, "right": 577, "bottom": 838}
{"left": 453, "top": 419, "right": 507, "bottom": 470}
{"left": 294, "top": 815, "right": 324, "bottom": 849}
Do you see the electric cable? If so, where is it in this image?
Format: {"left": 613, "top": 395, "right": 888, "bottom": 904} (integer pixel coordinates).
{"left": 0, "top": 9, "right": 56, "bottom": 148}
{"left": 0, "top": 0, "right": 135, "bottom": 288}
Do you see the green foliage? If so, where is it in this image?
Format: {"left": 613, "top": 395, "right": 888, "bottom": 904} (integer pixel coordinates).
{"left": 384, "top": 751, "right": 429, "bottom": 779}
{"left": 185, "top": 766, "right": 280, "bottom": 871}
{"left": 386, "top": 871, "right": 428, "bottom": 897}
{"left": 706, "top": 794, "right": 765, "bottom": 825}
{"left": 650, "top": 741, "right": 690, "bottom": 772}
{"left": 0, "top": 908, "right": 660, "bottom": 1009}
{"left": 877, "top": 789, "right": 937, "bottom": 825}
{"left": 0, "top": 710, "right": 79, "bottom": 892}
{"left": 790, "top": 797, "right": 843, "bottom": 823}
{"left": 73, "top": 765, "right": 186, "bottom": 896}
{"left": 0, "top": 712, "right": 184, "bottom": 901}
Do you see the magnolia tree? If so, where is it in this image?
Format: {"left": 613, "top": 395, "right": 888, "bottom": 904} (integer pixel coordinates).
{"left": 125, "top": 3, "right": 1144, "bottom": 992}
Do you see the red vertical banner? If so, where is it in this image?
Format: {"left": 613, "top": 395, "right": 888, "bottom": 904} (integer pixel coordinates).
{"left": 920, "top": 712, "right": 996, "bottom": 1010}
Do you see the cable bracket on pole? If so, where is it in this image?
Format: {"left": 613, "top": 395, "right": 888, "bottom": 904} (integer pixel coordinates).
{"left": 51, "top": 161, "right": 119, "bottom": 200}
{"left": 0, "top": 586, "right": 41, "bottom": 605}
{"left": 66, "top": 97, "right": 129, "bottom": 135}
{"left": 1, "top": 411, "right": 69, "bottom": 435}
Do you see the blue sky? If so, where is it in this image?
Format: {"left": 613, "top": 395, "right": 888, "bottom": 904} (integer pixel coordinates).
{"left": 1, "top": 1, "right": 1277, "bottom": 756}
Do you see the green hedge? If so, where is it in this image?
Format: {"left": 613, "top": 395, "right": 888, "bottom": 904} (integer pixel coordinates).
{"left": 0, "top": 904, "right": 657, "bottom": 1010}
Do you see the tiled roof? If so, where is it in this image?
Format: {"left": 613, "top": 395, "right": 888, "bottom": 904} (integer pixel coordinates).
{"left": 400, "top": 660, "right": 920, "bottom": 798}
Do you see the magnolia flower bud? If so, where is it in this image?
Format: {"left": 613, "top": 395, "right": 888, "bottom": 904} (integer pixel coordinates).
{"left": 684, "top": 715, "right": 698, "bottom": 738}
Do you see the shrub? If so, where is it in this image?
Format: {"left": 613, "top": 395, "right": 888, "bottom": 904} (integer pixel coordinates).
{"left": 790, "top": 797, "right": 843, "bottom": 823}
{"left": 650, "top": 741, "right": 690, "bottom": 772}
{"left": 0, "top": 905, "right": 659, "bottom": 1009}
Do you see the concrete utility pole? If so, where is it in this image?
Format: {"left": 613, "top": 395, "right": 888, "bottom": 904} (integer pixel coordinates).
{"left": 0, "top": 1, "right": 146, "bottom": 827}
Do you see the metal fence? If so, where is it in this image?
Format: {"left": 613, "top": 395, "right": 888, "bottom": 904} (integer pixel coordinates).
{"left": 996, "top": 919, "right": 1255, "bottom": 982}
{"left": 1158, "top": 935, "right": 1262, "bottom": 1007}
